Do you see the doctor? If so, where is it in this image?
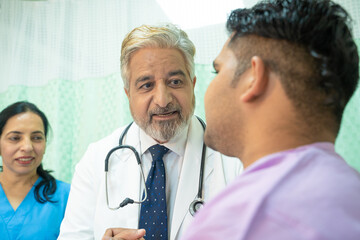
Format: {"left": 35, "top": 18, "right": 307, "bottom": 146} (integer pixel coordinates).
{"left": 58, "top": 23, "right": 242, "bottom": 240}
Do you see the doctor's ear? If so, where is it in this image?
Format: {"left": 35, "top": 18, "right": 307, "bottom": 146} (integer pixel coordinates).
{"left": 241, "top": 56, "right": 268, "bottom": 102}
{"left": 124, "top": 88, "right": 130, "bottom": 99}
{"left": 192, "top": 76, "right": 197, "bottom": 88}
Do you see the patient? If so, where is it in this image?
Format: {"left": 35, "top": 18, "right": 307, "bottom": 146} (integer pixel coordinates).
{"left": 183, "top": 0, "right": 360, "bottom": 239}
{"left": 0, "top": 101, "right": 70, "bottom": 239}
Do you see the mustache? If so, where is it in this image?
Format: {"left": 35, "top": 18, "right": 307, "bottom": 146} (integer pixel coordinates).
{"left": 149, "top": 103, "right": 181, "bottom": 116}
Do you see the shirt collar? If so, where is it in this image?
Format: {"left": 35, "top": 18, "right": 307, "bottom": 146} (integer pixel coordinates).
{"left": 139, "top": 123, "right": 189, "bottom": 157}
{"left": 244, "top": 141, "right": 335, "bottom": 174}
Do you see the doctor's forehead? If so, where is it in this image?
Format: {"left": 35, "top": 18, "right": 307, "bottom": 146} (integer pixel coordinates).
{"left": 134, "top": 69, "right": 187, "bottom": 83}
{"left": 128, "top": 48, "right": 188, "bottom": 80}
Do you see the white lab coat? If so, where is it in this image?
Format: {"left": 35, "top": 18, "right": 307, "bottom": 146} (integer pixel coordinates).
{"left": 58, "top": 116, "right": 242, "bottom": 240}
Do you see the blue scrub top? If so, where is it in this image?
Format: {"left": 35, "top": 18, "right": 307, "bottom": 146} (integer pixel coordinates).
{"left": 0, "top": 177, "right": 70, "bottom": 240}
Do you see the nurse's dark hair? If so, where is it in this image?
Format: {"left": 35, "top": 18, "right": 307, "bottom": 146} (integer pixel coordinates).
{"left": 226, "top": 0, "right": 359, "bottom": 134}
{"left": 0, "top": 101, "right": 57, "bottom": 203}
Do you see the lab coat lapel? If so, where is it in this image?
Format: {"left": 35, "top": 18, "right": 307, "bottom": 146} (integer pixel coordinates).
{"left": 170, "top": 117, "right": 213, "bottom": 240}
{"left": 111, "top": 123, "right": 142, "bottom": 227}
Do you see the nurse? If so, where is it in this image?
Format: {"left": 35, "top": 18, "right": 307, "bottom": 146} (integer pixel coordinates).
{"left": 0, "top": 101, "right": 70, "bottom": 239}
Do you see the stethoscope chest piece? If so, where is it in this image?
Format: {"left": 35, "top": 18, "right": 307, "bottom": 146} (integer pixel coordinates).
{"left": 189, "top": 198, "right": 204, "bottom": 216}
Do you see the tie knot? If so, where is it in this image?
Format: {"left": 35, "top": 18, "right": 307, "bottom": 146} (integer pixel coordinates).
{"left": 148, "top": 144, "right": 169, "bottom": 162}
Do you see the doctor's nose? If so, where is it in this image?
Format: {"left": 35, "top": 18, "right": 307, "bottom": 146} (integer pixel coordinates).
{"left": 153, "top": 83, "right": 172, "bottom": 108}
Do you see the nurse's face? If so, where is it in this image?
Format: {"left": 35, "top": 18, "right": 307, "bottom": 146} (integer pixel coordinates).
{"left": 0, "top": 112, "right": 46, "bottom": 177}
{"left": 125, "top": 47, "right": 196, "bottom": 143}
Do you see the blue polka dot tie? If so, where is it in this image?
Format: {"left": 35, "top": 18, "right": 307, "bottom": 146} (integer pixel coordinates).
{"left": 139, "top": 144, "right": 169, "bottom": 240}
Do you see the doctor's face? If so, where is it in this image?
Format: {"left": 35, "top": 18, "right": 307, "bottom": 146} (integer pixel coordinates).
{"left": 125, "top": 47, "right": 196, "bottom": 143}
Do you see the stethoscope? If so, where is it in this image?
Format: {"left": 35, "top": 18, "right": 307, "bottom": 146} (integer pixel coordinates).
{"left": 104, "top": 116, "right": 206, "bottom": 216}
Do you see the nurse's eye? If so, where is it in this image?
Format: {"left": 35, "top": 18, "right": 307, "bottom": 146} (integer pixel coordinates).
{"left": 8, "top": 135, "right": 21, "bottom": 141}
{"left": 32, "top": 135, "right": 45, "bottom": 142}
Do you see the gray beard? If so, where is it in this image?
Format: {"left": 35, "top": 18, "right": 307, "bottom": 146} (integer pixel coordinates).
{"left": 144, "top": 116, "right": 190, "bottom": 142}
{"left": 132, "top": 98, "right": 195, "bottom": 142}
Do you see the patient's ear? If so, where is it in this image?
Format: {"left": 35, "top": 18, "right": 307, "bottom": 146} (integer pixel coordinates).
{"left": 241, "top": 56, "right": 268, "bottom": 102}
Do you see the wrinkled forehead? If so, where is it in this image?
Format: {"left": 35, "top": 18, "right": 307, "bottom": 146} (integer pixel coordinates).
{"left": 129, "top": 48, "right": 189, "bottom": 77}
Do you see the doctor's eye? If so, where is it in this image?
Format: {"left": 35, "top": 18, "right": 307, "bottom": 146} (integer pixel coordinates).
{"left": 169, "top": 79, "right": 183, "bottom": 87}
{"left": 139, "top": 82, "right": 154, "bottom": 90}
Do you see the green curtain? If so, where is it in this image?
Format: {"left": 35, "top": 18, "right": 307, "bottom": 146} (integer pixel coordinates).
{"left": 1, "top": 48, "right": 360, "bottom": 183}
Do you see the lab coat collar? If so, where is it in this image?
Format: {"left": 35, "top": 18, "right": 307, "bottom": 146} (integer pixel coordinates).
{"left": 170, "top": 116, "right": 214, "bottom": 239}
{"left": 112, "top": 122, "right": 141, "bottom": 163}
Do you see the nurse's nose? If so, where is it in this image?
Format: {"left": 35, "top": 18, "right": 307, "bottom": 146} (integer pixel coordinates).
{"left": 20, "top": 137, "right": 34, "bottom": 152}
{"left": 153, "top": 82, "right": 172, "bottom": 108}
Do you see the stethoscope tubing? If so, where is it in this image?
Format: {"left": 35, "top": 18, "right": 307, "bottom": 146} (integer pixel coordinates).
{"left": 104, "top": 117, "right": 206, "bottom": 215}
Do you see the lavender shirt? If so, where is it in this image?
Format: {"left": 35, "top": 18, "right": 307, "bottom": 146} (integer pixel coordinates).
{"left": 182, "top": 142, "right": 360, "bottom": 240}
